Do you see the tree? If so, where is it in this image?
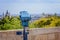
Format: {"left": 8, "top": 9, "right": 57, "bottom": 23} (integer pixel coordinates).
{"left": 10, "top": 17, "right": 22, "bottom": 29}
{"left": 0, "top": 10, "right": 22, "bottom": 30}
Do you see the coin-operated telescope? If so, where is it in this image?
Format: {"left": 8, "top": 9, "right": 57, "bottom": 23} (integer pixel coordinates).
{"left": 20, "top": 11, "right": 31, "bottom": 40}
{"left": 20, "top": 11, "right": 31, "bottom": 27}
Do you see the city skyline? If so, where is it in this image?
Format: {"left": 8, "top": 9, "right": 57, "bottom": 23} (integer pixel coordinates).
{"left": 0, "top": 0, "right": 60, "bottom": 15}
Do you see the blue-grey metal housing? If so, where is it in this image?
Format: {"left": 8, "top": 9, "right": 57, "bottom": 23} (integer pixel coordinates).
{"left": 20, "top": 11, "right": 31, "bottom": 27}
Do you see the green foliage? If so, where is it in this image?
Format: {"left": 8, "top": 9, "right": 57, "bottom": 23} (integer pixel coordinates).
{"left": 55, "top": 21, "right": 60, "bottom": 26}
{"left": 29, "top": 16, "right": 60, "bottom": 28}
{"left": 0, "top": 15, "right": 22, "bottom": 30}
{"left": 1, "top": 23, "right": 12, "bottom": 30}
{"left": 0, "top": 10, "right": 22, "bottom": 30}
{"left": 0, "top": 12, "right": 60, "bottom": 30}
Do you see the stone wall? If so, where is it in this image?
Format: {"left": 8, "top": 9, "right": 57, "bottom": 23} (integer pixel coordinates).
{"left": 0, "top": 27, "right": 60, "bottom": 40}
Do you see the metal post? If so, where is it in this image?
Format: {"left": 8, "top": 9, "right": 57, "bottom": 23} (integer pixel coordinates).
{"left": 23, "top": 27, "right": 28, "bottom": 40}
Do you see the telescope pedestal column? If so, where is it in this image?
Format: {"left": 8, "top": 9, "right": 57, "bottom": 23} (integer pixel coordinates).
{"left": 23, "top": 27, "right": 29, "bottom": 40}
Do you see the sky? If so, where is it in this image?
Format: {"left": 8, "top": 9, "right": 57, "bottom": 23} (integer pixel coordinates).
{"left": 0, "top": 0, "right": 60, "bottom": 15}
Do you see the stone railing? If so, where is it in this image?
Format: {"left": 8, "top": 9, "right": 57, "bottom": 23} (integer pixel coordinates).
{"left": 0, "top": 27, "right": 60, "bottom": 40}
